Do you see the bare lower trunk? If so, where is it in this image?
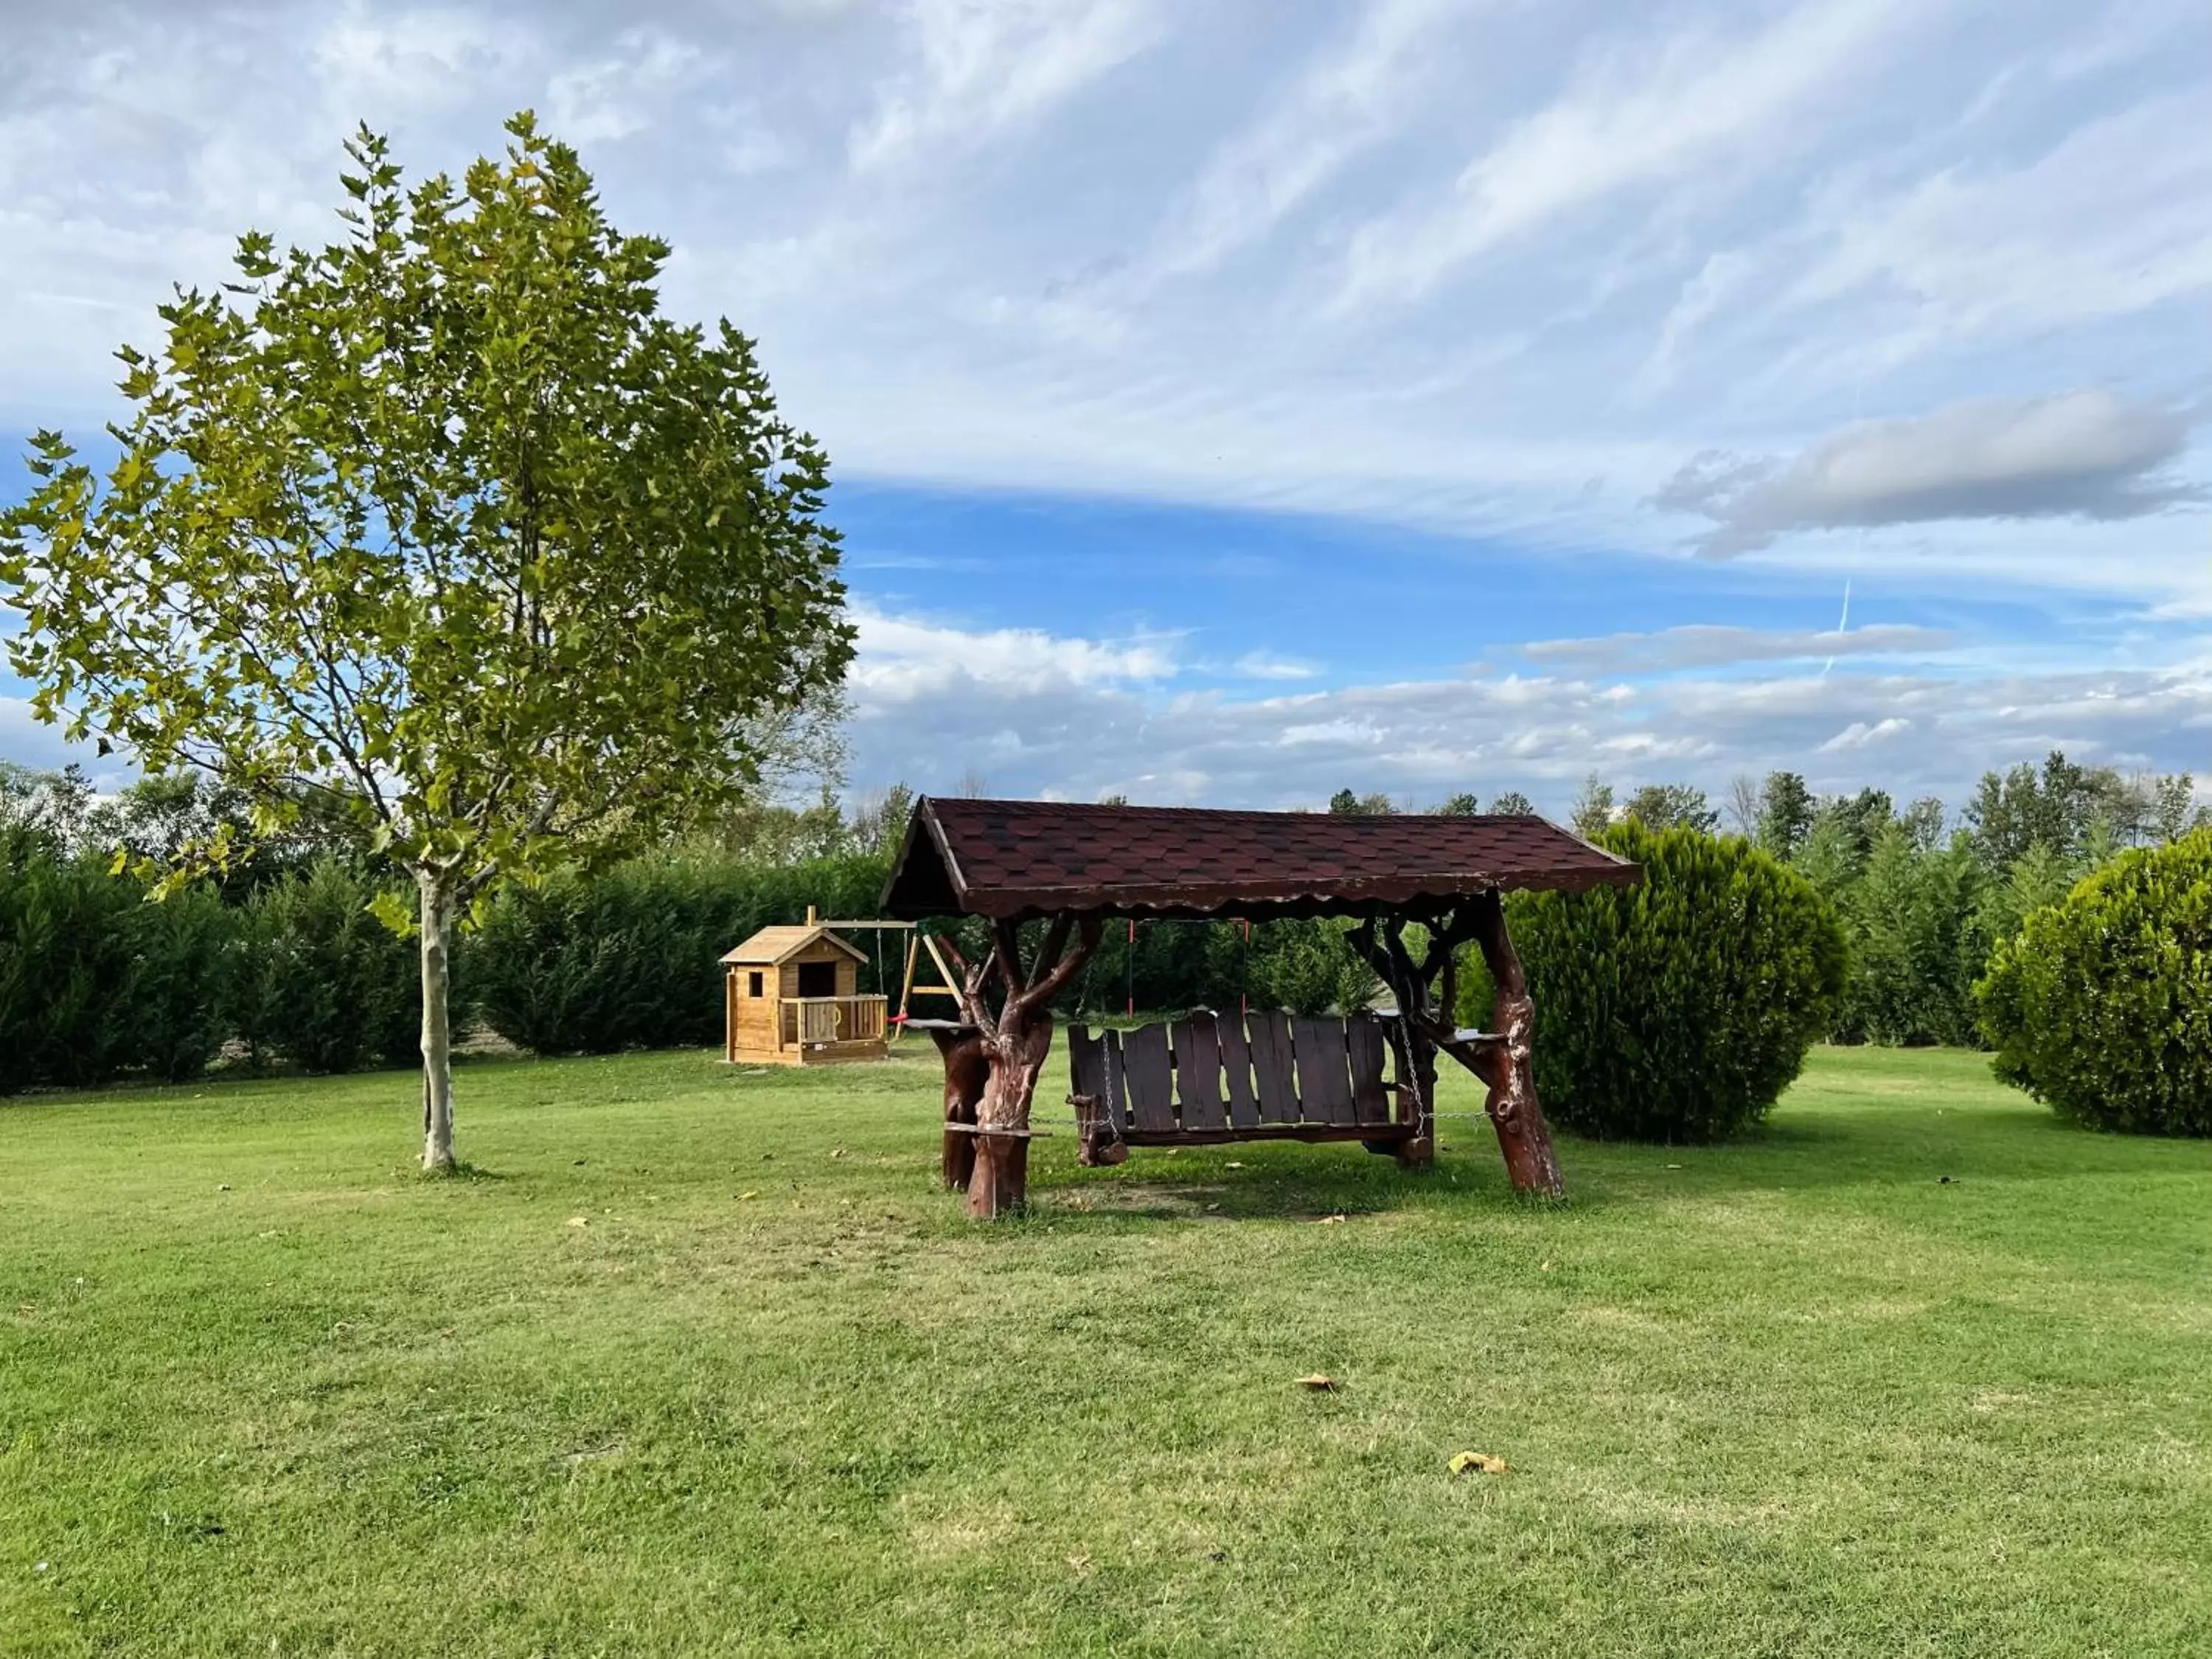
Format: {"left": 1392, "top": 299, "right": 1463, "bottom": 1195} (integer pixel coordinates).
{"left": 939, "top": 917, "right": 1101, "bottom": 1220}
{"left": 419, "top": 874, "right": 456, "bottom": 1174}
{"left": 968, "top": 1012, "right": 1053, "bottom": 1219}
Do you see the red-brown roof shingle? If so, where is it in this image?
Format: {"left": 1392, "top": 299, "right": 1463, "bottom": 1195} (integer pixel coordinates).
{"left": 881, "top": 797, "right": 1638, "bottom": 920}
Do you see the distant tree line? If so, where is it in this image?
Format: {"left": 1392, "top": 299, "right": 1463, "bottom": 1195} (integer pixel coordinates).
{"left": 4, "top": 749, "right": 2201, "bottom": 1093}
{"left": 1323, "top": 751, "right": 2203, "bottom": 1047}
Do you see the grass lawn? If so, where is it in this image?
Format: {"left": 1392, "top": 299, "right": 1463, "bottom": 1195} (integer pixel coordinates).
{"left": 3, "top": 1043, "right": 2209, "bottom": 1657}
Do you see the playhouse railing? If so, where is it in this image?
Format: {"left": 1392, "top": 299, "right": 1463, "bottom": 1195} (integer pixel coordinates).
{"left": 778, "top": 995, "right": 889, "bottom": 1047}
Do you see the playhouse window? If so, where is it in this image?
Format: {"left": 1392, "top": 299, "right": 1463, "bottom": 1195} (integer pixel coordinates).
{"left": 748, "top": 972, "right": 764, "bottom": 998}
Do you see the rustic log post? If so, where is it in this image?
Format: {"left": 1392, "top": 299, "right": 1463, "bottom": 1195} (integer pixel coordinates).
{"left": 955, "top": 914, "right": 1102, "bottom": 1219}
{"left": 928, "top": 1026, "right": 989, "bottom": 1190}
{"left": 1466, "top": 892, "right": 1564, "bottom": 1199}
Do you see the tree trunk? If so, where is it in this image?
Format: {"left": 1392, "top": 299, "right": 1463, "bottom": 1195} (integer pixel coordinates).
{"left": 418, "top": 874, "right": 457, "bottom": 1174}
{"left": 1468, "top": 894, "right": 1563, "bottom": 1199}
{"left": 945, "top": 916, "right": 1101, "bottom": 1220}
{"left": 967, "top": 1009, "right": 1054, "bottom": 1220}
{"left": 930, "top": 1026, "right": 989, "bottom": 1191}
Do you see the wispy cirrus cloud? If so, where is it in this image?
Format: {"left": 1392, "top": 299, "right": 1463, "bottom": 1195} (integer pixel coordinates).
{"left": 1333, "top": 0, "right": 1917, "bottom": 310}
{"left": 1523, "top": 622, "right": 1951, "bottom": 673}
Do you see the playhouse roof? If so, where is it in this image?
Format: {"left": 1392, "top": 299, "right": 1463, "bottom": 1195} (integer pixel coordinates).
{"left": 718, "top": 925, "right": 870, "bottom": 967}
{"left": 880, "top": 797, "right": 1640, "bottom": 922}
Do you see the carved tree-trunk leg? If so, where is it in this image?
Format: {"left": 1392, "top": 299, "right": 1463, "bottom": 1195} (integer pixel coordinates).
{"left": 956, "top": 915, "right": 1102, "bottom": 1220}
{"left": 1469, "top": 894, "right": 1564, "bottom": 1199}
{"left": 969, "top": 1011, "right": 1052, "bottom": 1219}
{"left": 930, "top": 1027, "right": 988, "bottom": 1191}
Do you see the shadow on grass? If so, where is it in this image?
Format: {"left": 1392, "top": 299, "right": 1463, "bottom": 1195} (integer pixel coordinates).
{"left": 412, "top": 1160, "right": 513, "bottom": 1184}
{"left": 1017, "top": 1095, "right": 2212, "bottom": 1227}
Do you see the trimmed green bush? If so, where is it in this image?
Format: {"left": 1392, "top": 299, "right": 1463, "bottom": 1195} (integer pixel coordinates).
{"left": 238, "top": 858, "right": 422, "bottom": 1073}
{"left": 468, "top": 852, "right": 891, "bottom": 1054}
{"left": 1977, "top": 830, "right": 2212, "bottom": 1135}
{"left": 1462, "top": 823, "right": 1846, "bottom": 1142}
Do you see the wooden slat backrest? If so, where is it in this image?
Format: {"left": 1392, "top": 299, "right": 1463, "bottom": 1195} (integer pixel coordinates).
{"left": 1291, "top": 1017, "right": 1355, "bottom": 1126}
{"left": 1218, "top": 1015, "right": 1259, "bottom": 1130}
{"left": 1347, "top": 1015, "right": 1391, "bottom": 1125}
{"left": 1174, "top": 1015, "right": 1228, "bottom": 1132}
{"left": 1122, "top": 1022, "right": 1177, "bottom": 1132}
{"left": 1248, "top": 1012, "right": 1300, "bottom": 1123}
{"left": 1101, "top": 1029, "right": 1130, "bottom": 1138}
{"left": 1069, "top": 1023, "right": 1108, "bottom": 1107}
{"left": 1069, "top": 1023, "right": 1100, "bottom": 1093}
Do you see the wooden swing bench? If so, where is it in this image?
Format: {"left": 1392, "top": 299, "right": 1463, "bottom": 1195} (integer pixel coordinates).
{"left": 880, "top": 796, "right": 1642, "bottom": 1215}
{"left": 1066, "top": 1010, "right": 1432, "bottom": 1167}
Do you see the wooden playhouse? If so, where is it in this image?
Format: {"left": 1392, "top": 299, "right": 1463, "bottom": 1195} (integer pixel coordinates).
{"left": 722, "top": 908, "right": 893, "bottom": 1065}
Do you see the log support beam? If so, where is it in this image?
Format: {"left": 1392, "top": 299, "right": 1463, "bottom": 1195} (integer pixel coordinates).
{"left": 936, "top": 915, "right": 1103, "bottom": 1219}
{"left": 1350, "top": 897, "right": 1565, "bottom": 1200}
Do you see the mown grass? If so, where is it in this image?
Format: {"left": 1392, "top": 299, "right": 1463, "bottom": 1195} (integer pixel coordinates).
{"left": 3, "top": 1044, "right": 2208, "bottom": 1657}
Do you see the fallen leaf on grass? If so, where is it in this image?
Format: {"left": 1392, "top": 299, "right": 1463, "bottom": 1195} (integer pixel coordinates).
{"left": 1449, "top": 1451, "right": 1509, "bottom": 1475}
{"left": 830, "top": 1148, "right": 846, "bottom": 1159}
{"left": 1313, "top": 1213, "right": 1348, "bottom": 1226}
{"left": 1296, "top": 1374, "right": 1338, "bottom": 1391}
{"left": 1225, "top": 1161, "right": 1245, "bottom": 1169}
{"left": 566, "top": 1216, "right": 589, "bottom": 1228}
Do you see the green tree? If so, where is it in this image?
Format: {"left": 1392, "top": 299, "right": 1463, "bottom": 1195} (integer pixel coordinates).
{"left": 1328, "top": 789, "right": 1394, "bottom": 815}
{"left": 1432, "top": 792, "right": 1481, "bottom": 815}
{"left": 1569, "top": 774, "right": 1615, "bottom": 838}
{"left": 1621, "top": 782, "right": 1719, "bottom": 833}
{"left": 1486, "top": 790, "right": 1534, "bottom": 816}
{"left": 1, "top": 116, "right": 852, "bottom": 1169}
{"left": 1755, "top": 771, "right": 1815, "bottom": 859}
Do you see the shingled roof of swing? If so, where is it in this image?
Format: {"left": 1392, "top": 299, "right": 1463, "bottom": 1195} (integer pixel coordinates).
{"left": 880, "top": 796, "right": 1640, "bottom": 922}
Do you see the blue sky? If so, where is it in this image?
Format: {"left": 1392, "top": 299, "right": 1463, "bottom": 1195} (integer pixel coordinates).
{"left": 4, "top": 0, "right": 2210, "bottom": 815}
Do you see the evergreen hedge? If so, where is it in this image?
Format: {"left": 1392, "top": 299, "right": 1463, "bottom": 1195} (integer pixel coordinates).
{"left": 238, "top": 858, "right": 423, "bottom": 1073}
{"left": 0, "top": 830, "right": 236, "bottom": 1092}
{"left": 1464, "top": 823, "right": 1846, "bottom": 1142}
{"left": 468, "top": 852, "right": 892, "bottom": 1054}
{"left": 1976, "top": 831, "right": 2212, "bottom": 1135}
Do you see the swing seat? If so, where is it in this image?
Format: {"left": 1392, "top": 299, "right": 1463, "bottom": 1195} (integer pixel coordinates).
{"left": 1067, "top": 1010, "right": 1430, "bottom": 1169}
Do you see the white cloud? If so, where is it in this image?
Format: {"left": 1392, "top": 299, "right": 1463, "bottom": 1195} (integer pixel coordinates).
{"left": 547, "top": 29, "right": 712, "bottom": 145}
{"left": 1818, "top": 716, "right": 1911, "bottom": 751}
{"left": 1523, "top": 622, "right": 1950, "bottom": 672}
{"left": 846, "top": 0, "right": 1158, "bottom": 177}
{"left": 848, "top": 605, "right": 1178, "bottom": 702}
{"left": 1335, "top": 0, "right": 1916, "bottom": 310}
{"left": 1139, "top": 0, "right": 1466, "bottom": 284}
{"left": 1658, "top": 390, "right": 2202, "bottom": 554}
{"left": 843, "top": 609, "right": 2212, "bottom": 810}
{"left": 1228, "top": 651, "right": 1321, "bottom": 681}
